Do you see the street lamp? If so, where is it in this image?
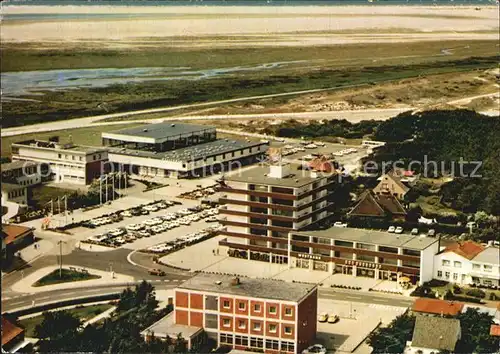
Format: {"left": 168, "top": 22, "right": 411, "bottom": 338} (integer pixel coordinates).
{"left": 57, "top": 240, "right": 67, "bottom": 278}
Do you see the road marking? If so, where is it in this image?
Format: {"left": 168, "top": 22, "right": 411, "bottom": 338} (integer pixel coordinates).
{"left": 344, "top": 295, "right": 362, "bottom": 299}
{"left": 369, "top": 303, "right": 407, "bottom": 311}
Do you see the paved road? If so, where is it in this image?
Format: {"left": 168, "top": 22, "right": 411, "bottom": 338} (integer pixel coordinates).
{"left": 3, "top": 279, "right": 412, "bottom": 313}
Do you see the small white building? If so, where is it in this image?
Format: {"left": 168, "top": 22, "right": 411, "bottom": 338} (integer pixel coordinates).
{"left": 11, "top": 139, "right": 108, "bottom": 185}
{"left": 433, "top": 240, "right": 500, "bottom": 287}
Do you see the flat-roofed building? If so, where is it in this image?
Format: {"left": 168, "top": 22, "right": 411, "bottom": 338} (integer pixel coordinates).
{"left": 102, "top": 122, "right": 216, "bottom": 152}
{"left": 173, "top": 273, "right": 318, "bottom": 354}
{"left": 218, "top": 163, "right": 335, "bottom": 265}
{"left": 288, "top": 227, "right": 439, "bottom": 284}
{"left": 107, "top": 138, "right": 268, "bottom": 179}
{"left": 11, "top": 139, "right": 108, "bottom": 185}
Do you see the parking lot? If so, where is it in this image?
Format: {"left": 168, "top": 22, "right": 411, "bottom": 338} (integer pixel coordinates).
{"left": 315, "top": 299, "right": 407, "bottom": 353}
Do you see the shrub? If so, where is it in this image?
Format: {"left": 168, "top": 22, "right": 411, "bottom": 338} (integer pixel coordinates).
{"left": 453, "top": 285, "right": 462, "bottom": 294}
{"left": 466, "top": 288, "right": 486, "bottom": 298}
{"left": 489, "top": 293, "right": 497, "bottom": 301}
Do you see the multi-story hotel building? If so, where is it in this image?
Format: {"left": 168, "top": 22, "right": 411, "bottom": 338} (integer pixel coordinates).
{"left": 11, "top": 139, "right": 108, "bottom": 185}
{"left": 218, "top": 163, "right": 335, "bottom": 265}
{"left": 171, "top": 273, "right": 318, "bottom": 354}
{"left": 288, "top": 227, "right": 439, "bottom": 285}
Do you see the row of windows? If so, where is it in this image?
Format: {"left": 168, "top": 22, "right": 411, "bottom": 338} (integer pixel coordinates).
{"left": 222, "top": 301, "right": 293, "bottom": 316}
{"left": 219, "top": 334, "right": 294, "bottom": 352}
{"left": 437, "top": 271, "right": 466, "bottom": 282}
{"left": 58, "top": 153, "right": 87, "bottom": 161}
{"left": 441, "top": 260, "right": 462, "bottom": 268}
{"left": 8, "top": 189, "right": 25, "bottom": 198}
{"left": 472, "top": 263, "right": 493, "bottom": 272}
{"left": 221, "top": 319, "right": 292, "bottom": 334}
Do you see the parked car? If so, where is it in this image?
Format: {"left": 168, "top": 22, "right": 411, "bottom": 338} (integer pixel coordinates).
{"left": 120, "top": 210, "right": 133, "bottom": 217}
{"left": 317, "top": 312, "right": 328, "bottom": 323}
{"left": 333, "top": 222, "right": 347, "bottom": 228}
{"left": 388, "top": 226, "right": 396, "bottom": 233}
{"left": 302, "top": 344, "right": 326, "bottom": 354}
{"left": 305, "top": 143, "right": 318, "bottom": 149}
{"left": 206, "top": 216, "right": 218, "bottom": 223}
{"left": 411, "top": 228, "right": 419, "bottom": 235}
{"left": 327, "top": 314, "right": 339, "bottom": 323}
{"left": 395, "top": 226, "right": 404, "bottom": 234}
{"left": 428, "top": 229, "right": 436, "bottom": 237}
{"left": 148, "top": 268, "right": 166, "bottom": 276}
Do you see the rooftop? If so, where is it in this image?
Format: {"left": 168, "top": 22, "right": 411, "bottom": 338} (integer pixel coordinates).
{"left": 225, "top": 164, "right": 323, "bottom": 188}
{"left": 1, "top": 317, "right": 24, "bottom": 346}
{"left": 443, "top": 240, "right": 485, "bottom": 260}
{"left": 1, "top": 224, "right": 33, "bottom": 245}
{"left": 1, "top": 183, "right": 25, "bottom": 192}
{"left": 141, "top": 313, "right": 202, "bottom": 339}
{"left": 412, "top": 298, "right": 464, "bottom": 316}
{"left": 411, "top": 316, "right": 460, "bottom": 351}
{"left": 12, "top": 139, "right": 106, "bottom": 154}
{"left": 103, "top": 122, "right": 215, "bottom": 141}
{"left": 471, "top": 246, "right": 500, "bottom": 265}
{"left": 1, "top": 160, "right": 38, "bottom": 172}
{"left": 294, "top": 227, "right": 438, "bottom": 250}
{"left": 348, "top": 191, "right": 407, "bottom": 218}
{"left": 490, "top": 324, "right": 500, "bottom": 337}
{"left": 108, "top": 139, "right": 266, "bottom": 162}
{"left": 178, "top": 273, "right": 316, "bottom": 302}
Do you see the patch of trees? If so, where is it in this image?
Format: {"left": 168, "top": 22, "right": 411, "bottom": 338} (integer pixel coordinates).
{"left": 366, "top": 109, "right": 500, "bottom": 215}
{"left": 32, "top": 281, "right": 183, "bottom": 353}
{"left": 368, "top": 308, "right": 499, "bottom": 354}
{"left": 262, "top": 118, "right": 380, "bottom": 139}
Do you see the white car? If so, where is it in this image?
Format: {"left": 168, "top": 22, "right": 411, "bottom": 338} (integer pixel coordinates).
{"left": 114, "top": 237, "right": 126, "bottom": 245}
{"left": 317, "top": 312, "right": 328, "bottom": 323}
{"left": 120, "top": 210, "right": 133, "bottom": 217}
{"left": 395, "top": 226, "right": 404, "bottom": 234}
{"left": 126, "top": 224, "right": 143, "bottom": 231}
{"left": 333, "top": 221, "right": 347, "bottom": 228}
{"left": 388, "top": 226, "right": 396, "bottom": 233}
{"left": 302, "top": 344, "right": 326, "bottom": 354}
{"left": 144, "top": 205, "right": 159, "bottom": 212}
{"left": 315, "top": 141, "right": 326, "bottom": 147}
{"left": 108, "top": 228, "right": 125, "bottom": 237}
{"left": 88, "top": 234, "right": 108, "bottom": 242}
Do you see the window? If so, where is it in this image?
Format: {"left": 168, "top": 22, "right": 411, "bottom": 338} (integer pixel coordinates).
{"left": 473, "top": 264, "right": 481, "bottom": 270}
{"left": 238, "top": 302, "right": 246, "bottom": 310}
{"left": 442, "top": 259, "right": 451, "bottom": 266}
{"left": 284, "top": 326, "right": 292, "bottom": 334}
{"left": 268, "top": 324, "right": 277, "bottom": 333}
{"left": 250, "top": 337, "right": 263, "bottom": 349}
{"left": 461, "top": 274, "right": 466, "bottom": 281}
{"left": 205, "top": 314, "right": 218, "bottom": 329}
{"left": 235, "top": 335, "right": 248, "bottom": 346}
{"left": 453, "top": 273, "right": 458, "bottom": 281}
{"left": 223, "top": 300, "right": 230, "bottom": 309}
{"left": 254, "top": 304, "right": 261, "bottom": 312}
{"left": 484, "top": 265, "right": 493, "bottom": 272}
{"left": 220, "top": 333, "right": 233, "bottom": 345}
{"left": 437, "top": 271, "right": 443, "bottom": 278}
{"left": 58, "top": 154, "right": 62, "bottom": 158}
{"left": 285, "top": 307, "right": 292, "bottom": 316}
{"left": 266, "top": 339, "right": 279, "bottom": 350}
{"left": 357, "top": 243, "right": 376, "bottom": 251}
{"left": 269, "top": 306, "right": 277, "bottom": 314}
{"left": 445, "top": 272, "right": 450, "bottom": 279}
{"left": 238, "top": 320, "right": 246, "bottom": 329}
{"left": 334, "top": 240, "right": 354, "bottom": 248}
{"left": 454, "top": 261, "right": 462, "bottom": 268}
{"left": 253, "top": 322, "right": 261, "bottom": 331}
{"left": 79, "top": 156, "right": 83, "bottom": 161}
{"left": 281, "top": 341, "right": 295, "bottom": 352}
{"left": 72, "top": 156, "right": 75, "bottom": 160}
{"left": 222, "top": 318, "right": 231, "bottom": 328}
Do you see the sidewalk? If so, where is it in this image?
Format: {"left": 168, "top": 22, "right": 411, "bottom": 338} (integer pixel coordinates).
{"left": 83, "top": 306, "right": 116, "bottom": 327}
{"left": 10, "top": 265, "right": 135, "bottom": 294}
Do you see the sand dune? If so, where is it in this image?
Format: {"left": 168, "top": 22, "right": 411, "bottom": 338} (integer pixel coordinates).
{"left": 2, "top": 5, "right": 499, "bottom": 44}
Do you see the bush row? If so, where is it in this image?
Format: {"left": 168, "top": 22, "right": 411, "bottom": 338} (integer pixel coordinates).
{"left": 331, "top": 284, "right": 362, "bottom": 290}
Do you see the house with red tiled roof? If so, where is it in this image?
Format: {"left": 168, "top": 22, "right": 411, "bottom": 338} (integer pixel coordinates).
{"left": 433, "top": 241, "right": 500, "bottom": 286}
{"left": 307, "top": 156, "right": 336, "bottom": 174}
{"left": 1, "top": 224, "right": 34, "bottom": 262}
{"left": 490, "top": 324, "right": 500, "bottom": 337}
{"left": 1, "top": 317, "right": 25, "bottom": 352}
{"left": 412, "top": 298, "right": 464, "bottom": 317}
{"left": 348, "top": 190, "right": 407, "bottom": 221}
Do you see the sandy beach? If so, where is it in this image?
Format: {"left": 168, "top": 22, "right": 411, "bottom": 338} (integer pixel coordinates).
{"left": 2, "top": 5, "right": 499, "bottom": 45}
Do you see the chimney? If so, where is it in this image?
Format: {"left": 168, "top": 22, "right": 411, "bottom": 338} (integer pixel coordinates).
{"left": 268, "top": 163, "right": 291, "bottom": 179}
{"left": 231, "top": 277, "right": 241, "bottom": 286}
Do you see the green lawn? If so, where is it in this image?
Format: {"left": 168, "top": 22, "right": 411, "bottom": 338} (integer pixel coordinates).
{"left": 33, "top": 268, "right": 101, "bottom": 287}
{"left": 19, "top": 304, "right": 113, "bottom": 337}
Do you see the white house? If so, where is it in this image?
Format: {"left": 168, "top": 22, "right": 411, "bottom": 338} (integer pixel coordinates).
{"left": 433, "top": 241, "right": 500, "bottom": 287}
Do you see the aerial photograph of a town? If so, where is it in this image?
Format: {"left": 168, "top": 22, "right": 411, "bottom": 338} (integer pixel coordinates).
{"left": 0, "top": 0, "right": 499, "bottom": 353}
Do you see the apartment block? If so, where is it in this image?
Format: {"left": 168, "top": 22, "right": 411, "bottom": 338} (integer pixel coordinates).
{"left": 218, "top": 163, "right": 335, "bottom": 265}
{"left": 289, "top": 227, "right": 439, "bottom": 285}
{"left": 173, "top": 273, "right": 318, "bottom": 354}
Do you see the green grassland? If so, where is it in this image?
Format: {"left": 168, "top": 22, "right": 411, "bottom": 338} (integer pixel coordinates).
{"left": 2, "top": 40, "right": 498, "bottom": 128}
{"left": 33, "top": 268, "right": 101, "bottom": 287}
